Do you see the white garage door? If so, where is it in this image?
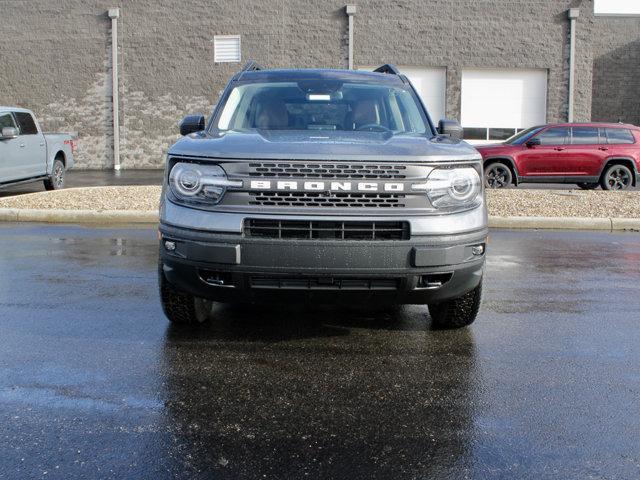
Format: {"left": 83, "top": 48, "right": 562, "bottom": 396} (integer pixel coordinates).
{"left": 359, "top": 66, "right": 446, "bottom": 124}
{"left": 461, "top": 69, "right": 547, "bottom": 142}
{"left": 397, "top": 67, "right": 446, "bottom": 124}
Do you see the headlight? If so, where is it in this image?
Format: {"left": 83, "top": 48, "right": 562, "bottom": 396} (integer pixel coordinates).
{"left": 421, "top": 167, "right": 482, "bottom": 210}
{"left": 169, "top": 162, "right": 241, "bottom": 205}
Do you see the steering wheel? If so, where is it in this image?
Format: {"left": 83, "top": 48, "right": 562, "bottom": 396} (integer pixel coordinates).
{"left": 356, "top": 123, "right": 391, "bottom": 133}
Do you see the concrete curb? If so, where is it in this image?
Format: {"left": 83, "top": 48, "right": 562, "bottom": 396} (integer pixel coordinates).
{"left": 0, "top": 208, "right": 639, "bottom": 231}
{"left": 490, "top": 216, "right": 618, "bottom": 231}
{"left": 489, "top": 216, "right": 640, "bottom": 231}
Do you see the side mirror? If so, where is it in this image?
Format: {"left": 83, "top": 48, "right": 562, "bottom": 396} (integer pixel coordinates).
{"left": 179, "top": 114, "right": 205, "bottom": 136}
{"left": 438, "top": 119, "right": 463, "bottom": 140}
{"left": 525, "top": 137, "right": 540, "bottom": 147}
{"left": 0, "top": 127, "right": 19, "bottom": 140}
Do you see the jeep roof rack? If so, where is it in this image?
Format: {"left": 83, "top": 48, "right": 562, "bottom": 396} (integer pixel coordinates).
{"left": 373, "top": 64, "right": 401, "bottom": 75}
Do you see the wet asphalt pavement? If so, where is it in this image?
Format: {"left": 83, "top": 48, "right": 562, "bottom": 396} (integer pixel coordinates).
{"left": 0, "top": 225, "right": 639, "bottom": 479}
{"left": 0, "top": 170, "right": 164, "bottom": 197}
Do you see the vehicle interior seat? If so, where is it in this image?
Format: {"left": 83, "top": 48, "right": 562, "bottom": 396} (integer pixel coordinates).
{"left": 345, "top": 99, "right": 379, "bottom": 130}
{"left": 255, "top": 99, "right": 290, "bottom": 129}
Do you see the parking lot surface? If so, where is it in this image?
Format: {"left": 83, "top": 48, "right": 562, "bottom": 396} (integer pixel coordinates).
{"left": 0, "top": 224, "right": 639, "bottom": 479}
{"left": 0, "top": 170, "right": 164, "bottom": 198}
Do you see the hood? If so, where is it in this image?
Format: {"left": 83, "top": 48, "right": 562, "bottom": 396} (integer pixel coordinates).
{"left": 168, "top": 130, "right": 481, "bottom": 162}
{"left": 476, "top": 142, "right": 505, "bottom": 149}
{"left": 475, "top": 142, "right": 520, "bottom": 154}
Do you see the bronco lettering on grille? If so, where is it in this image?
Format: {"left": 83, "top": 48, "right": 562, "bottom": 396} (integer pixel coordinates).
{"left": 248, "top": 180, "right": 406, "bottom": 192}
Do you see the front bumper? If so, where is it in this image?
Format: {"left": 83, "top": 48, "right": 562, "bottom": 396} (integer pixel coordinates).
{"left": 159, "top": 223, "right": 487, "bottom": 306}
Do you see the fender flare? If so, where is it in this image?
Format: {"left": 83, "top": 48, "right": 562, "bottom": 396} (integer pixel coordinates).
{"left": 598, "top": 156, "right": 638, "bottom": 186}
{"left": 482, "top": 156, "right": 520, "bottom": 185}
{"left": 47, "top": 150, "right": 66, "bottom": 176}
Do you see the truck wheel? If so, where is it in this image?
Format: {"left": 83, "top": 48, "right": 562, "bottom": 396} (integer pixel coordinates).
{"left": 484, "top": 162, "right": 513, "bottom": 189}
{"left": 44, "top": 159, "right": 65, "bottom": 190}
{"left": 600, "top": 164, "right": 633, "bottom": 191}
{"left": 576, "top": 182, "right": 598, "bottom": 190}
{"left": 159, "top": 263, "right": 213, "bottom": 324}
{"left": 428, "top": 282, "right": 482, "bottom": 329}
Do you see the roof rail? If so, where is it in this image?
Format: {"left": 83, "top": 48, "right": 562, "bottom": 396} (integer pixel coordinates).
{"left": 373, "top": 64, "right": 401, "bottom": 75}
{"left": 241, "top": 60, "right": 264, "bottom": 72}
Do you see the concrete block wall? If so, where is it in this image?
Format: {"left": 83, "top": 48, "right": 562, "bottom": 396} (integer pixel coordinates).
{"left": 0, "top": 0, "right": 117, "bottom": 168}
{"left": 591, "top": 15, "right": 640, "bottom": 124}
{"left": 0, "top": 0, "right": 637, "bottom": 169}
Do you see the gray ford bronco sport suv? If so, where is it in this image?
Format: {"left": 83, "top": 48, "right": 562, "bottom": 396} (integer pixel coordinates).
{"left": 159, "top": 63, "right": 487, "bottom": 328}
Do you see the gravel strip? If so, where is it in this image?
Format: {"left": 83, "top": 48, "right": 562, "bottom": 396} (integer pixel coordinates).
{"left": 0, "top": 186, "right": 638, "bottom": 218}
{"left": 486, "top": 189, "right": 640, "bottom": 218}
{"left": 0, "top": 186, "right": 162, "bottom": 211}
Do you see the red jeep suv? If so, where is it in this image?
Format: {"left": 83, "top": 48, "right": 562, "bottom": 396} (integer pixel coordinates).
{"left": 476, "top": 123, "right": 640, "bottom": 190}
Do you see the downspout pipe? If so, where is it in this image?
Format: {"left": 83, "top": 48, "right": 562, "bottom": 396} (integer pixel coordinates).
{"left": 567, "top": 8, "right": 579, "bottom": 122}
{"left": 346, "top": 5, "right": 356, "bottom": 69}
{"left": 108, "top": 8, "right": 121, "bottom": 171}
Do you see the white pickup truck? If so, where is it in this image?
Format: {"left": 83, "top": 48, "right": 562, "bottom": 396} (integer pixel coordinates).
{"left": 0, "top": 107, "right": 76, "bottom": 190}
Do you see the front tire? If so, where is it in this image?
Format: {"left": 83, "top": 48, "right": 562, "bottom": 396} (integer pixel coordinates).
{"left": 484, "top": 162, "right": 513, "bottom": 189}
{"left": 600, "top": 164, "right": 633, "bottom": 191}
{"left": 159, "top": 263, "right": 213, "bottom": 324}
{"left": 44, "top": 159, "right": 66, "bottom": 191}
{"left": 428, "top": 282, "right": 482, "bottom": 329}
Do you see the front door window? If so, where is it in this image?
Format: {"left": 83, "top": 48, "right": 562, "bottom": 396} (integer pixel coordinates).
{"left": 536, "top": 127, "right": 569, "bottom": 145}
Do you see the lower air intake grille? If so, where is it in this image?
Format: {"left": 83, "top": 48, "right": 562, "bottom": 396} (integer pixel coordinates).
{"left": 250, "top": 276, "right": 399, "bottom": 290}
{"left": 248, "top": 192, "right": 406, "bottom": 208}
{"left": 244, "top": 219, "right": 410, "bottom": 241}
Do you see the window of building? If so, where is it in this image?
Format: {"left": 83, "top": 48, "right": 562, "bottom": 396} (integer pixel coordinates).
{"left": 571, "top": 127, "right": 599, "bottom": 145}
{"left": 463, "top": 127, "right": 529, "bottom": 141}
{"left": 463, "top": 127, "right": 491, "bottom": 140}
{"left": 488, "top": 128, "right": 518, "bottom": 141}
{"left": 14, "top": 112, "right": 37, "bottom": 135}
{"left": 214, "top": 35, "right": 241, "bottom": 63}
{"left": 605, "top": 128, "right": 635, "bottom": 144}
{"left": 537, "top": 127, "right": 569, "bottom": 145}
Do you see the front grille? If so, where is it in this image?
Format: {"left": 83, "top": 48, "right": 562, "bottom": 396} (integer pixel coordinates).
{"left": 250, "top": 276, "right": 399, "bottom": 290}
{"left": 244, "top": 219, "right": 410, "bottom": 240}
{"left": 248, "top": 191, "right": 406, "bottom": 208}
{"left": 248, "top": 162, "right": 407, "bottom": 179}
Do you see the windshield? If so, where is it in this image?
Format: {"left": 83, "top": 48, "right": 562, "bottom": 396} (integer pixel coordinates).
{"left": 214, "top": 80, "right": 429, "bottom": 135}
{"left": 504, "top": 125, "right": 545, "bottom": 145}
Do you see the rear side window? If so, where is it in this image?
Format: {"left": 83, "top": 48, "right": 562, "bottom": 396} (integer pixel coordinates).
{"left": 536, "top": 127, "right": 569, "bottom": 145}
{"left": 571, "top": 127, "right": 599, "bottom": 145}
{"left": 0, "top": 113, "right": 16, "bottom": 130}
{"left": 14, "top": 112, "right": 38, "bottom": 135}
{"left": 605, "top": 128, "right": 635, "bottom": 144}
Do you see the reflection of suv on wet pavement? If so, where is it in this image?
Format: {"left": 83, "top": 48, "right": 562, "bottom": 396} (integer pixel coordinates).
{"left": 478, "top": 123, "right": 640, "bottom": 190}
{"left": 158, "top": 63, "right": 487, "bottom": 329}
